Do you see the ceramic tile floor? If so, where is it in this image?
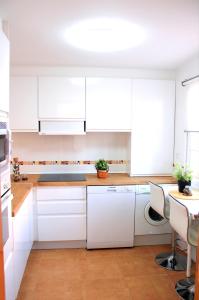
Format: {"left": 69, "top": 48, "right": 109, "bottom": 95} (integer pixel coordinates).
{"left": 17, "top": 245, "right": 192, "bottom": 300}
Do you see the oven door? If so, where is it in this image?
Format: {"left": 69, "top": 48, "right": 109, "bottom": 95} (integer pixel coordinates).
{"left": 1, "top": 190, "right": 13, "bottom": 263}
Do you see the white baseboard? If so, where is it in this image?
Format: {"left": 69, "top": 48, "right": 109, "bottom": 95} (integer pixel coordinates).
{"left": 32, "top": 240, "right": 86, "bottom": 249}
{"left": 134, "top": 234, "right": 171, "bottom": 246}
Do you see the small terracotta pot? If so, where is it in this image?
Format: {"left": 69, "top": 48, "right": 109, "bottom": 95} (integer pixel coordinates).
{"left": 97, "top": 170, "right": 108, "bottom": 179}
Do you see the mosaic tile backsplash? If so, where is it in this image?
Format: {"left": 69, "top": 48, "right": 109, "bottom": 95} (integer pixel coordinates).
{"left": 11, "top": 160, "right": 128, "bottom": 166}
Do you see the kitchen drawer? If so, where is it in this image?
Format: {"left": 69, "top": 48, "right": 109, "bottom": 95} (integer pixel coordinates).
{"left": 37, "top": 200, "right": 86, "bottom": 215}
{"left": 37, "top": 186, "right": 86, "bottom": 201}
{"left": 37, "top": 215, "right": 86, "bottom": 241}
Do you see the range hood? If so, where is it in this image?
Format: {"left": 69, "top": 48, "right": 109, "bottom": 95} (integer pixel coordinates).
{"left": 38, "top": 120, "right": 86, "bottom": 135}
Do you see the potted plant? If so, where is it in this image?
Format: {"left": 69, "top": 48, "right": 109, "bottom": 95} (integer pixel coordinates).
{"left": 173, "top": 163, "right": 192, "bottom": 193}
{"left": 95, "top": 159, "right": 109, "bottom": 179}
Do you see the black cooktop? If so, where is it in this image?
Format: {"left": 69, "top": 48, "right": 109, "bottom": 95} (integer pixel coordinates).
{"left": 38, "top": 173, "right": 86, "bottom": 182}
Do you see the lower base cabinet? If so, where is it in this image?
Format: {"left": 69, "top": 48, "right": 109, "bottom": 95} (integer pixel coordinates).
{"left": 36, "top": 187, "right": 86, "bottom": 242}
{"left": 4, "top": 253, "right": 15, "bottom": 300}
{"left": 38, "top": 215, "right": 86, "bottom": 241}
{"left": 13, "top": 190, "right": 33, "bottom": 298}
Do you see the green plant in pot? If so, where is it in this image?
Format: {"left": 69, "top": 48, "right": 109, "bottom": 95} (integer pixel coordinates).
{"left": 95, "top": 159, "right": 109, "bottom": 179}
{"left": 173, "top": 163, "right": 192, "bottom": 193}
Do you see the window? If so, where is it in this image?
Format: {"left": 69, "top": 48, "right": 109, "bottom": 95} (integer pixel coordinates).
{"left": 185, "top": 81, "right": 199, "bottom": 182}
{"left": 186, "top": 132, "right": 199, "bottom": 180}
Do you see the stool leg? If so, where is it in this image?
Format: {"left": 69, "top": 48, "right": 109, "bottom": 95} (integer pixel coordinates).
{"left": 187, "top": 244, "right": 192, "bottom": 278}
{"left": 175, "top": 244, "right": 195, "bottom": 300}
{"left": 155, "top": 229, "right": 187, "bottom": 271}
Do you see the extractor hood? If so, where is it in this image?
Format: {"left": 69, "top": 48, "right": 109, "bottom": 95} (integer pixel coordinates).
{"left": 38, "top": 120, "right": 86, "bottom": 135}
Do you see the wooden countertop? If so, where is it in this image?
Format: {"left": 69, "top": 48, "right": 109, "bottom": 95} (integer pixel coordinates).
{"left": 11, "top": 183, "right": 33, "bottom": 217}
{"left": 12, "top": 173, "right": 177, "bottom": 186}
{"left": 11, "top": 173, "right": 176, "bottom": 216}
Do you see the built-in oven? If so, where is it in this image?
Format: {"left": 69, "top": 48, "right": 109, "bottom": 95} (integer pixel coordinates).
{"left": 2, "top": 190, "right": 12, "bottom": 246}
{"left": 0, "top": 117, "right": 10, "bottom": 168}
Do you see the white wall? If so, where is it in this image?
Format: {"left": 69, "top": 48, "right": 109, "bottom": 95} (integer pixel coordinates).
{"left": 174, "top": 54, "right": 199, "bottom": 164}
{"left": 12, "top": 132, "right": 130, "bottom": 173}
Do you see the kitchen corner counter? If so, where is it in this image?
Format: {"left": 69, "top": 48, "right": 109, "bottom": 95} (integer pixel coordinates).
{"left": 11, "top": 182, "right": 33, "bottom": 217}
{"left": 11, "top": 173, "right": 176, "bottom": 216}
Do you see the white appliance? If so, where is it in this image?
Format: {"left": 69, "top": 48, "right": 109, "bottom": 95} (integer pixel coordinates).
{"left": 135, "top": 185, "right": 171, "bottom": 235}
{"left": 87, "top": 185, "right": 135, "bottom": 249}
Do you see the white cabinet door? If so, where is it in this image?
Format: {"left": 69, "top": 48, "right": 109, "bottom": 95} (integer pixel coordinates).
{"left": 10, "top": 77, "right": 38, "bottom": 131}
{"left": 38, "top": 215, "right": 86, "bottom": 241}
{"left": 86, "top": 78, "right": 132, "bottom": 131}
{"left": 13, "top": 190, "right": 33, "bottom": 298}
{"left": 36, "top": 187, "right": 86, "bottom": 242}
{"left": 0, "top": 29, "right": 9, "bottom": 113}
{"left": 38, "top": 77, "right": 86, "bottom": 119}
{"left": 26, "top": 190, "right": 34, "bottom": 250}
{"left": 4, "top": 253, "right": 15, "bottom": 300}
{"left": 37, "top": 200, "right": 86, "bottom": 215}
{"left": 37, "top": 186, "right": 86, "bottom": 200}
{"left": 130, "top": 79, "right": 175, "bottom": 175}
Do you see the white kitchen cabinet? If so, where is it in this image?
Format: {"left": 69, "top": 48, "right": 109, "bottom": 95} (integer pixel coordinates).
{"left": 10, "top": 77, "right": 38, "bottom": 132}
{"left": 38, "top": 77, "right": 86, "bottom": 120}
{"left": 36, "top": 187, "right": 86, "bottom": 242}
{"left": 86, "top": 78, "right": 132, "bottom": 131}
{"left": 130, "top": 79, "right": 175, "bottom": 175}
{"left": 0, "top": 28, "right": 9, "bottom": 113}
{"left": 37, "top": 186, "right": 85, "bottom": 200}
{"left": 13, "top": 190, "right": 33, "bottom": 298}
{"left": 4, "top": 253, "right": 15, "bottom": 300}
{"left": 37, "top": 200, "right": 86, "bottom": 215}
{"left": 38, "top": 215, "right": 86, "bottom": 241}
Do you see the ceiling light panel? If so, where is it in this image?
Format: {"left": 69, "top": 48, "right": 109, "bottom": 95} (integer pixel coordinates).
{"left": 64, "top": 18, "right": 147, "bottom": 52}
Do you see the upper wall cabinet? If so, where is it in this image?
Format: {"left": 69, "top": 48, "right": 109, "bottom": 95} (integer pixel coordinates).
{"left": 0, "top": 29, "right": 9, "bottom": 114}
{"left": 86, "top": 78, "right": 132, "bottom": 131}
{"left": 10, "top": 76, "right": 38, "bottom": 132}
{"left": 38, "top": 77, "right": 86, "bottom": 120}
{"left": 130, "top": 79, "right": 175, "bottom": 176}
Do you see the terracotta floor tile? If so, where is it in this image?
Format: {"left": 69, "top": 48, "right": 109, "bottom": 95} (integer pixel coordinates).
{"left": 83, "top": 261, "right": 123, "bottom": 280}
{"left": 82, "top": 286, "right": 131, "bottom": 300}
{"left": 17, "top": 245, "right": 190, "bottom": 300}
{"left": 126, "top": 275, "right": 179, "bottom": 300}
{"left": 82, "top": 278, "right": 128, "bottom": 290}
{"left": 117, "top": 255, "right": 168, "bottom": 277}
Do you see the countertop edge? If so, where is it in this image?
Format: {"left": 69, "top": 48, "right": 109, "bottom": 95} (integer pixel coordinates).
{"left": 11, "top": 173, "right": 176, "bottom": 216}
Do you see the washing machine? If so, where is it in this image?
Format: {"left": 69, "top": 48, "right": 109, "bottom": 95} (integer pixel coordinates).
{"left": 135, "top": 185, "right": 172, "bottom": 236}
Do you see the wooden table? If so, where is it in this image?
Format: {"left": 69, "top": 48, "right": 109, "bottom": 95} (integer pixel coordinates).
{"left": 169, "top": 190, "right": 199, "bottom": 218}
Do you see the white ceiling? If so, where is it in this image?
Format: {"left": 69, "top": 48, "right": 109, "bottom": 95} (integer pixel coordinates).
{"left": 3, "top": 0, "right": 199, "bottom": 69}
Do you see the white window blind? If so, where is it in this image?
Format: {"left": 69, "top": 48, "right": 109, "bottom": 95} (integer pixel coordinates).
{"left": 185, "top": 81, "right": 199, "bottom": 182}
{"left": 187, "top": 132, "right": 199, "bottom": 180}
{"left": 185, "top": 81, "right": 199, "bottom": 131}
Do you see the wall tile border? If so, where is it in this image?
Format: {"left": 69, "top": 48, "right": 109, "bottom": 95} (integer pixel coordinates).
{"left": 11, "top": 160, "right": 128, "bottom": 166}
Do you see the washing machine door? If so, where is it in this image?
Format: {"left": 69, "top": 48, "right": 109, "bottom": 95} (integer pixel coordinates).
{"left": 144, "top": 203, "right": 168, "bottom": 226}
